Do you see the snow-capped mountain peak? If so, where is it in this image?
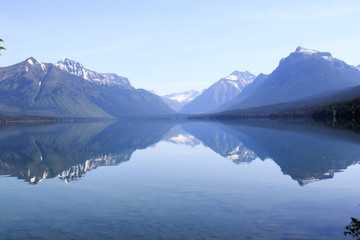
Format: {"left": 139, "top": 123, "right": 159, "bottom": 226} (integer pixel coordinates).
{"left": 25, "top": 57, "right": 47, "bottom": 71}
{"left": 161, "top": 90, "right": 202, "bottom": 111}
{"left": 179, "top": 70, "right": 256, "bottom": 113}
{"left": 27, "top": 57, "right": 36, "bottom": 65}
{"left": 165, "top": 89, "right": 201, "bottom": 103}
{"left": 295, "top": 46, "right": 319, "bottom": 55}
{"left": 221, "top": 71, "right": 256, "bottom": 90}
{"left": 294, "top": 46, "right": 334, "bottom": 61}
{"left": 225, "top": 73, "right": 239, "bottom": 81}
{"left": 56, "top": 58, "right": 85, "bottom": 76}
{"left": 56, "top": 58, "right": 132, "bottom": 88}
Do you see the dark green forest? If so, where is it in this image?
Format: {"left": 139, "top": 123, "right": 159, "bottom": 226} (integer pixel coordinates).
{"left": 313, "top": 98, "right": 360, "bottom": 120}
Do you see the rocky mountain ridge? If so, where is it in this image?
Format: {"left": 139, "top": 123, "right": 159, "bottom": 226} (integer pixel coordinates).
{"left": 0, "top": 57, "right": 173, "bottom": 118}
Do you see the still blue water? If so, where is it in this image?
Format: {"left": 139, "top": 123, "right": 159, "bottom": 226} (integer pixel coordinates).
{"left": 0, "top": 120, "right": 359, "bottom": 239}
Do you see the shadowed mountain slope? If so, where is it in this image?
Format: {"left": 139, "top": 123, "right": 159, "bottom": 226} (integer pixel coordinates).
{"left": 0, "top": 58, "right": 174, "bottom": 118}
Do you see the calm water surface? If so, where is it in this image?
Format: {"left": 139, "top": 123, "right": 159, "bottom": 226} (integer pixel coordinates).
{"left": 0, "top": 120, "right": 359, "bottom": 240}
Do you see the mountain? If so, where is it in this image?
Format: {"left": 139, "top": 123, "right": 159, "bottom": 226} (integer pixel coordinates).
{"left": 0, "top": 57, "right": 174, "bottom": 118}
{"left": 222, "top": 47, "right": 360, "bottom": 111}
{"left": 162, "top": 90, "right": 201, "bottom": 111}
{"left": 215, "top": 73, "right": 269, "bottom": 112}
{"left": 180, "top": 71, "right": 256, "bottom": 114}
{"left": 56, "top": 58, "right": 132, "bottom": 87}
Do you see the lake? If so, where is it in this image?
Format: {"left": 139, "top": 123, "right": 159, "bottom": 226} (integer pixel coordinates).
{"left": 0, "top": 120, "right": 359, "bottom": 240}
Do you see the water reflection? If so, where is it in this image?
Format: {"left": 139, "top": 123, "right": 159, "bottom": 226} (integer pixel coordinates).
{"left": 181, "top": 120, "right": 360, "bottom": 185}
{"left": 0, "top": 121, "right": 174, "bottom": 184}
{"left": 180, "top": 122, "right": 258, "bottom": 163}
{"left": 0, "top": 120, "right": 359, "bottom": 185}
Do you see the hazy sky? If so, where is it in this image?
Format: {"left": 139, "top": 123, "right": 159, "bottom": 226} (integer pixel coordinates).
{"left": 1, "top": 0, "right": 360, "bottom": 95}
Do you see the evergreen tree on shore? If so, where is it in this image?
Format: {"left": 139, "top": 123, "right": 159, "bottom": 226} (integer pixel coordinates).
{"left": 0, "top": 38, "right": 6, "bottom": 55}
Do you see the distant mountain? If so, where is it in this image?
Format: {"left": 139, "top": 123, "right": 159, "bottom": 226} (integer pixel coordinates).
{"left": 180, "top": 71, "right": 256, "bottom": 114}
{"left": 162, "top": 90, "right": 201, "bottom": 112}
{"left": 222, "top": 47, "right": 360, "bottom": 111}
{"left": 0, "top": 57, "right": 174, "bottom": 118}
{"left": 56, "top": 58, "right": 132, "bottom": 87}
{"left": 215, "top": 73, "right": 268, "bottom": 112}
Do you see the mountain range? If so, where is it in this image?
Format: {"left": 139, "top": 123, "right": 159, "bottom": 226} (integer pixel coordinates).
{"left": 215, "top": 47, "right": 360, "bottom": 114}
{"left": 178, "top": 47, "right": 360, "bottom": 117}
{"left": 180, "top": 71, "right": 256, "bottom": 113}
{"left": 1, "top": 46, "right": 359, "bottom": 119}
{"left": 57, "top": 58, "right": 132, "bottom": 87}
{"left": 0, "top": 57, "right": 173, "bottom": 118}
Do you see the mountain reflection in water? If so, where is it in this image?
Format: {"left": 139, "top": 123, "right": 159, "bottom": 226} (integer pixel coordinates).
{"left": 0, "top": 120, "right": 359, "bottom": 185}
{"left": 0, "top": 121, "right": 174, "bottom": 184}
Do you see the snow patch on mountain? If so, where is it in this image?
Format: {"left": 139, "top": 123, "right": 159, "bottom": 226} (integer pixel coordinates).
{"left": 27, "top": 58, "right": 34, "bottom": 65}
{"left": 225, "top": 74, "right": 238, "bottom": 81}
{"left": 56, "top": 58, "right": 132, "bottom": 88}
{"left": 294, "top": 46, "right": 334, "bottom": 62}
{"left": 162, "top": 90, "right": 202, "bottom": 111}
{"left": 322, "top": 55, "right": 334, "bottom": 62}
{"left": 169, "top": 95, "right": 188, "bottom": 102}
{"left": 295, "top": 46, "right": 318, "bottom": 55}
{"left": 220, "top": 71, "right": 256, "bottom": 90}
{"left": 24, "top": 57, "right": 47, "bottom": 72}
{"left": 227, "top": 81, "right": 238, "bottom": 88}
{"left": 164, "top": 90, "right": 201, "bottom": 103}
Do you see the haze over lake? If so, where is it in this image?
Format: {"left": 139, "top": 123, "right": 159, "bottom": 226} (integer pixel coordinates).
{"left": 0, "top": 120, "right": 359, "bottom": 240}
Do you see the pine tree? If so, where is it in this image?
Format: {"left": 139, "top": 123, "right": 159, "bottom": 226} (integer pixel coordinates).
{"left": 0, "top": 39, "right": 6, "bottom": 56}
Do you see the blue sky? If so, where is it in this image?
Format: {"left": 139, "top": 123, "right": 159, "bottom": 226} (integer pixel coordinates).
{"left": 1, "top": 0, "right": 360, "bottom": 95}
